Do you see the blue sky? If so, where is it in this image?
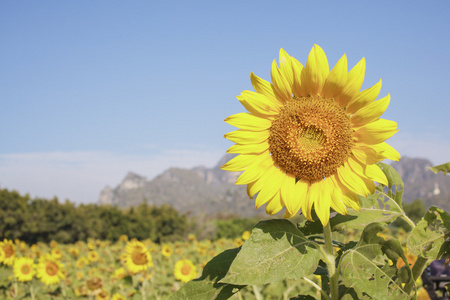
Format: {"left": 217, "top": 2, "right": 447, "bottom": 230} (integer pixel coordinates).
{"left": 1, "top": 1, "right": 449, "bottom": 204}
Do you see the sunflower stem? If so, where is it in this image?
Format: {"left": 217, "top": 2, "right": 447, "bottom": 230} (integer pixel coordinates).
{"left": 323, "top": 222, "right": 339, "bottom": 300}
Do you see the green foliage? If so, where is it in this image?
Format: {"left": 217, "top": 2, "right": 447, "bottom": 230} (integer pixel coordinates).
{"left": 408, "top": 206, "right": 450, "bottom": 260}
{"left": 220, "top": 219, "right": 320, "bottom": 285}
{"left": 340, "top": 223, "right": 413, "bottom": 299}
{"left": 215, "top": 217, "right": 259, "bottom": 239}
{"left": 428, "top": 162, "right": 450, "bottom": 175}
{"left": 172, "top": 162, "right": 450, "bottom": 299}
{"left": 0, "top": 188, "right": 187, "bottom": 244}
{"left": 168, "top": 248, "right": 244, "bottom": 300}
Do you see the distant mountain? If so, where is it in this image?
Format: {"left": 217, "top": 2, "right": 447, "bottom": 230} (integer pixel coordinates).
{"left": 98, "top": 154, "right": 265, "bottom": 217}
{"left": 391, "top": 156, "right": 450, "bottom": 210}
{"left": 98, "top": 155, "right": 450, "bottom": 215}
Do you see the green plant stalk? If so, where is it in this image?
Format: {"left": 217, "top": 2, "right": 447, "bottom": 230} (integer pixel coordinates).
{"left": 400, "top": 214, "right": 416, "bottom": 229}
{"left": 403, "top": 255, "right": 428, "bottom": 295}
{"left": 303, "top": 277, "right": 331, "bottom": 300}
{"left": 323, "top": 222, "right": 339, "bottom": 300}
{"left": 252, "top": 285, "right": 264, "bottom": 300}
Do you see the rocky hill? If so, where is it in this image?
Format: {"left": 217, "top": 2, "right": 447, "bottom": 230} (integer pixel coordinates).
{"left": 98, "top": 155, "right": 450, "bottom": 215}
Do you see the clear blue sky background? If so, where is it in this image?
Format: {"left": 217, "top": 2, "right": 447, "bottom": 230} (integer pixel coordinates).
{"left": 1, "top": 1, "right": 449, "bottom": 204}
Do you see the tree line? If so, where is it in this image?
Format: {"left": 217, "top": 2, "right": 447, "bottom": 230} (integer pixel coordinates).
{"left": 0, "top": 189, "right": 187, "bottom": 244}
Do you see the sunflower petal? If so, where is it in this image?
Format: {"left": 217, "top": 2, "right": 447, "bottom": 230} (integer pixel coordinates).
{"left": 225, "top": 129, "right": 270, "bottom": 144}
{"left": 336, "top": 57, "right": 366, "bottom": 107}
{"left": 225, "top": 113, "right": 272, "bottom": 131}
{"left": 238, "top": 92, "right": 280, "bottom": 117}
{"left": 266, "top": 192, "right": 284, "bottom": 215}
{"left": 336, "top": 162, "right": 371, "bottom": 196}
{"left": 352, "top": 146, "right": 383, "bottom": 165}
{"left": 351, "top": 94, "right": 390, "bottom": 126}
{"left": 221, "top": 153, "right": 258, "bottom": 172}
{"left": 346, "top": 79, "right": 382, "bottom": 114}
{"left": 322, "top": 54, "right": 348, "bottom": 99}
{"left": 301, "top": 44, "right": 329, "bottom": 96}
{"left": 354, "top": 119, "right": 398, "bottom": 145}
{"left": 280, "top": 173, "right": 296, "bottom": 214}
{"left": 329, "top": 176, "right": 347, "bottom": 215}
{"left": 369, "top": 142, "right": 401, "bottom": 161}
{"left": 279, "top": 48, "right": 294, "bottom": 88}
{"left": 226, "top": 141, "right": 269, "bottom": 154}
{"left": 313, "top": 180, "right": 332, "bottom": 226}
{"left": 335, "top": 178, "right": 361, "bottom": 211}
{"left": 291, "top": 56, "right": 305, "bottom": 98}
{"left": 235, "top": 153, "right": 272, "bottom": 185}
{"left": 271, "top": 60, "right": 292, "bottom": 103}
{"left": 256, "top": 166, "right": 286, "bottom": 207}
{"left": 250, "top": 72, "right": 281, "bottom": 105}
{"left": 348, "top": 156, "right": 388, "bottom": 186}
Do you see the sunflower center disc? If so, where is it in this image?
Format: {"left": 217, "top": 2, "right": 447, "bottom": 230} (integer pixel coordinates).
{"left": 132, "top": 251, "right": 148, "bottom": 265}
{"left": 21, "top": 264, "right": 31, "bottom": 275}
{"left": 268, "top": 96, "right": 354, "bottom": 182}
{"left": 46, "top": 262, "right": 58, "bottom": 276}
{"left": 181, "top": 264, "right": 192, "bottom": 275}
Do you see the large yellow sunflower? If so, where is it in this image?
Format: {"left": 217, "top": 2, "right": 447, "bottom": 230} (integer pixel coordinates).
{"left": 222, "top": 45, "right": 400, "bottom": 226}
{"left": 36, "top": 254, "right": 65, "bottom": 285}
{"left": 123, "top": 240, "right": 153, "bottom": 274}
{"left": 13, "top": 257, "right": 36, "bottom": 282}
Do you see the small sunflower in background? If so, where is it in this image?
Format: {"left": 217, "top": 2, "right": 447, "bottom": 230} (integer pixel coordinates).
{"left": 111, "top": 292, "right": 127, "bottom": 300}
{"left": 124, "top": 240, "right": 153, "bottom": 274}
{"left": 13, "top": 257, "right": 36, "bottom": 282}
{"left": 49, "top": 240, "right": 59, "bottom": 249}
{"left": 118, "top": 234, "right": 129, "bottom": 243}
{"left": 68, "top": 246, "right": 80, "bottom": 257}
{"left": 174, "top": 259, "right": 198, "bottom": 283}
{"left": 50, "top": 247, "right": 63, "bottom": 259}
{"left": 241, "top": 230, "right": 251, "bottom": 241}
{"left": 222, "top": 45, "right": 399, "bottom": 226}
{"left": 88, "top": 250, "right": 99, "bottom": 263}
{"left": 36, "top": 254, "right": 65, "bottom": 285}
{"left": 0, "top": 239, "right": 16, "bottom": 266}
{"left": 161, "top": 244, "right": 173, "bottom": 258}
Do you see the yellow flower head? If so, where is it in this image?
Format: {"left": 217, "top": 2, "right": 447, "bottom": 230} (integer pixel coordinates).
{"left": 36, "top": 254, "right": 65, "bottom": 285}
{"left": 51, "top": 248, "right": 63, "bottom": 259}
{"left": 111, "top": 267, "right": 128, "bottom": 280}
{"left": 111, "top": 292, "right": 127, "bottom": 300}
{"left": 88, "top": 251, "right": 99, "bottom": 262}
{"left": 13, "top": 257, "right": 36, "bottom": 282}
{"left": 68, "top": 246, "right": 80, "bottom": 257}
{"left": 0, "top": 239, "right": 16, "bottom": 266}
{"left": 118, "top": 234, "right": 129, "bottom": 242}
{"left": 86, "top": 276, "right": 103, "bottom": 293}
{"left": 241, "top": 230, "right": 251, "bottom": 241}
{"left": 174, "top": 259, "right": 198, "bottom": 283}
{"left": 124, "top": 240, "right": 153, "bottom": 274}
{"left": 49, "top": 240, "right": 59, "bottom": 248}
{"left": 223, "top": 45, "right": 400, "bottom": 226}
{"left": 161, "top": 244, "right": 173, "bottom": 258}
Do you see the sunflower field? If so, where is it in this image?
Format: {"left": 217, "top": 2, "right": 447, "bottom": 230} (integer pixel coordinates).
{"left": 0, "top": 222, "right": 433, "bottom": 299}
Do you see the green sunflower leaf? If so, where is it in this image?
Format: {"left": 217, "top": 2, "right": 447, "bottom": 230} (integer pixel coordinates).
{"left": 219, "top": 219, "right": 320, "bottom": 285}
{"left": 167, "top": 248, "right": 244, "bottom": 300}
{"left": 428, "top": 162, "right": 450, "bottom": 175}
{"left": 407, "top": 206, "right": 450, "bottom": 260}
{"left": 339, "top": 223, "right": 414, "bottom": 299}
{"left": 377, "top": 162, "right": 404, "bottom": 206}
